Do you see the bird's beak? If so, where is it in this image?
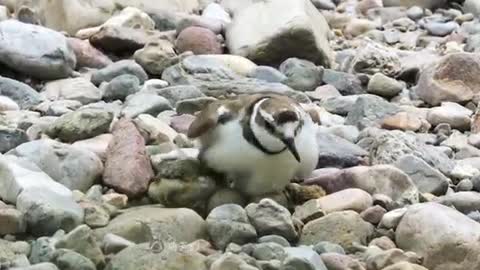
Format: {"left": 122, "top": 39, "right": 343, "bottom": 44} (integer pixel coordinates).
{"left": 282, "top": 137, "right": 301, "bottom": 162}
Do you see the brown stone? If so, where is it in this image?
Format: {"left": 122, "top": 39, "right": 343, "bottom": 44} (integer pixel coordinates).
{"left": 293, "top": 189, "right": 373, "bottom": 223}
{"left": 415, "top": 52, "right": 480, "bottom": 106}
{"left": 175, "top": 26, "right": 223, "bottom": 55}
{"left": 381, "top": 112, "right": 423, "bottom": 132}
{"left": 103, "top": 118, "right": 154, "bottom": 198}
{"left": 320, "top": 253, "right": 366, "bottom": 270}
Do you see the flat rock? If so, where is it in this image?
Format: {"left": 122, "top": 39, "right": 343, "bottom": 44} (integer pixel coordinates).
{"left": 91, "top": 60, "right": 148, "bottom": 86}
{"left": 0, "top": 20, "right": 76, "bottom": 79}
{"left": 396, "top": 202, "right": 480, "bottom": 270}
{"left": 434, "top": 191, "right": 480, "bottom": 214}
{"left": 46, "top": 108, "right": 114, "bottom": 143}
{"left": 0, "top": 155, "right": 72, "bottom": 204}
{"left": 294, "top": 188, "right": 373, "bottom": 223}
{"left": 7, "top": 139, "right": 103, "bottom": 192}
{"left": 94, "top": 205, "right": 207, "bottom": 244}
{"left": 162, "top": 56, "right": 309, "bottom": 103}
{"left": 121, "top": 93, "right": 172, "bottom": 119}
{"left": 427, "top": 102, "right": 472, "bottom": 131}
{"left": 316, "top": 131, "right": 368, "bottom": 168}
{"left": 103, "top": 118, "right": 154, "bottom": 198}
{"left": 225, "top": 0, "right": 333, "bottom": 67}
{"left": 42, "top": 78, "right": 102, "bottom": 105}
{"left": 367, "top": 73, "right": 404, "bottom": 98}
{"left": 306, "top": 165, "right": 419, "bottom": 206}
{"left": 300, "top": 210, "right": 375, "bottom": 252}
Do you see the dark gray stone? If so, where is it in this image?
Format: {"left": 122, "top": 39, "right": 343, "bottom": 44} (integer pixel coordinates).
{"left": 91, "top": 60, "right": 148, "bottom": 86}
{"left": 0, "top": 77, "right": 43, "bottom": 109}
{"left": 316, "top": 131, "right": 368, "bottom": 168}
{"left": 322, "top": 69, "right": 365, "bottom": 95}
{"left": 102, "top": 74, "right": 140, "bottom": 102}
{"left": 279, "top": 58, "right": 323, "bottom": 92}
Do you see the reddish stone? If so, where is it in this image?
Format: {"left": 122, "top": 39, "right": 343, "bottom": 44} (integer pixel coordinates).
{"left": 170, "top": 114, "right": 196, "bottom": 134}
{"left": 67, "top": 38, "right": 112, "bottom": 69}
{"left": 103, "top": 118, "right": 154, "bottom": 198}
{"left": 175, "top": 26, "right": 223, "bottom": 55}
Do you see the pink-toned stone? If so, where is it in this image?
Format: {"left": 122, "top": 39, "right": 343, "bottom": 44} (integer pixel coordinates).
{"left": 175, "top": 26, "right": 223, "bottom": 55}
{"left": 72, "top": 134, "right": 113, "bottom": 161}
{"left": 294, "top": 188, "right": 373, "bottom": 223}
{"left": 68, "top": 37, "right": 112, "bottom": 69}
{"left": 103, "top": 119, "right": 154, "bottom": 198}
{"left": 170, "top": 114, "right": 196, "bottom": 134}
{"left": 320, "top": 253, "right": 366, "bottom": 270}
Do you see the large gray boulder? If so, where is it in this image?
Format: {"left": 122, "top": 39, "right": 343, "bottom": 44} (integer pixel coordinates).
{"left": 225, "top": 0, "right": 333, "bottom": 67}
{"left": 396, "top": 203, "right": 480, "bottom": 270}
{"left": 0, "top": 20, "right": 76, "bottom": 79}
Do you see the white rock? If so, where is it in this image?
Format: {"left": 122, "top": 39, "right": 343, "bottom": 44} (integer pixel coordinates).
{"left": 0, "top": 95, "right": 19, "bottom": 111}
{"left": 134, "top": 114, "right": 178, "bottom": 143}
{"left": 0, "top": 154, "right": 72, "bottom": 204}
{"left": 226, "top": 0, "right": 333, "bottom": 67}
{"left": 202, "top": 3, "right": 231, "bottom": 24}
{"left": 72, "top": 134, "right": 113, "bottom": 161}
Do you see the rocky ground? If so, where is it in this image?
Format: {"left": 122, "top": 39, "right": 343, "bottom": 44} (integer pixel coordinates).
{"left": 0, "top": 0, "right": 480, "bottom": 269}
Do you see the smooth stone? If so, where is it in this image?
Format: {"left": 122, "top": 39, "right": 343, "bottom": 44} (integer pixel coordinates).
{"left": 367, "top": 73, "right": 403, "bottom": 98}
{"left": 248, "top": 66, "right": 287, "bottom": 83}
{"left": 51, "top": 249, "right": 96, "bottom": 270}
{"left": 252, "top": 242, "right": 286, "bottom": 261}
{"left": 279, "top": 58, "right": 323, "bottom": 92}
{"left": 0, "top": 20, "right": 75, "bottom": 79}
{"left": 313, "top": 242, "right": 346, "bottom": 255}
{"left": 396, "top": 202, "right": 480, "bottom": 270}
{"left": 71, "top": 134, "right": 113, "bottom": 161}
{"left": 0, "top": 127, "right": 29, "bottom": 154}
{"left": 320, "top": 253, "right": 366, "bottom": 270}
{"left": 121, "top": 93, "right": 172, "bottom": 119}
{"left": 425, "top": 21, "right": 458, "bottom": 37}
{"left": 94, "top": 205, "right": 207, "bottom": 244}
{"left": 283, "top": 246, "right": 328, "bottom": 270}
{"left": 90, "top": 60, "right": 148, "bottom": 86}
{"left": 360, "top": 205, "right": 387, "bottom": 225}
{"left": 67, "top": 38, "right": 112, "bottom": 69}
{"left": 0, "top": 208, "right": 26, "bottom": 235}
{"left": 10, "top": 263, "right": 60, "bottom": 270}
{"left": 435, "top": 191, "right": 480, "bottom": 214}
{"left": 322, "top": 70, "right": 365, "bottom": 95}
{"left": 175, "top": 26, "right": 223, "bottom": 55}
{"left": 0, "top": 96, "right": 20, "bottom": 111}
{"left": 206, "top": 201, "right": 256, "bottom": 250}
{"left": 101, "top": 74, "right": 140, "bottom": 102}
{"left": 7, "top": 139, "right": 103, "bottom": 192}
{"left": 42, "top": 78, "right": 102, "bottom": 105}
{"left": 293, "top": 188, "right": 373, "bottom": 223}
{"left": 245, "top": 198, "right": 297, "bottom": 242}
{"left": 427, "top": 102, "right": 472, "bottom": 131}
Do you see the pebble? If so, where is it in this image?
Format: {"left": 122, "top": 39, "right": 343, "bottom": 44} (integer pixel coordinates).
{"left": 245, "top": 199, "right": 297, "bottom": 242}
{"left": 206, "top": 204, "right": 257, "bottom": 250}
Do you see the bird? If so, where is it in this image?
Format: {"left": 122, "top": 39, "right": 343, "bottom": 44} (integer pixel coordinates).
{"left": 187, "top": 93, "right": 319, "bottom": 197}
